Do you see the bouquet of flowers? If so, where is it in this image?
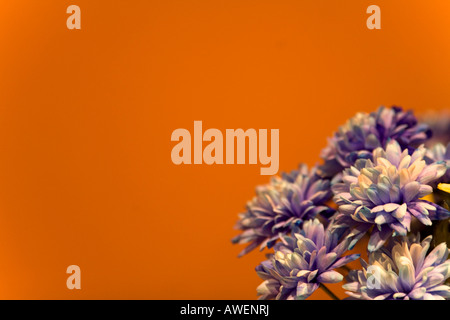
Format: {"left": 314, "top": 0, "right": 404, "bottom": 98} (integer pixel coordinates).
{"left": 232, "top": 106, "right": 450, "bottom": 300}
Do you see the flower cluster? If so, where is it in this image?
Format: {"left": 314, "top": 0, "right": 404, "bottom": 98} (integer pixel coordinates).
{"left": 256, "top": 219, "right": 359, "bottom": 300}
{"left": 343, "top": 235, "right": 450, "bottom": 300}
{"left": 331, "top": 140, "right": 449, "bottom": 252}
{"left": 319, "top": 106, "right": 431, "bottom": 178}
{"left": 232, "top": 164, "right": 334, "bottom": 257}
{"left": 233, "top": 106, "right": 450, "bottom": 300}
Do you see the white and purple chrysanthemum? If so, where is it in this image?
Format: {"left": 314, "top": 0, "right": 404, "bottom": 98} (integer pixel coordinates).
{"left": 421, "top": 111, "right": 450, "bottom": 147}
{"left": 426, "top": 143, "right": 450, "bottom": 184}
{"left": 232, "top": 165, "right": 333, "bottom": 257}
{"left": 255, "top": 219, "right": 359, "bottom": 300}
{"left": 343, "top": 235, "right": 450, "bottom": 300}
{"left": 331, "top": 140, "right": 450, "bottom": 252}
{"left": 319, "top": 106, "right": 431, "bottom": 178}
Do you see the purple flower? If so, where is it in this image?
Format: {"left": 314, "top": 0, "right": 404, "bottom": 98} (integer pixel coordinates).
{"left": 421, "top": 111, "right": 450, "bottom": 147}
{"left": 232, "top": 164, "right": 333, "bottom": 257}
{"left": 331, "top": 140, "right": 449, "bottom": 252}
{"left": 425, "top": 143, "right": 450, "bottom": 184}
{"left": 319, "top": 106, "right": 431, "bottom": 178}
{"left": 343, "top": 235, "right": 450, "bottom": 300}
{"left": 256, "top": 219, "right": 360, "bottom": 300}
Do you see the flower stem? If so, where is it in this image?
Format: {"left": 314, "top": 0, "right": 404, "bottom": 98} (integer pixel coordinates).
{"left": 320, "top": 283, "right": 340, "bottom": 300}
{"left": 341, "top": 265, "right": 352, "bottom": 272}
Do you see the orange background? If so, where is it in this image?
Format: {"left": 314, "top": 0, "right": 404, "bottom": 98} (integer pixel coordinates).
{"left": 0, "top": 0, "right": 449, "bottom": 299}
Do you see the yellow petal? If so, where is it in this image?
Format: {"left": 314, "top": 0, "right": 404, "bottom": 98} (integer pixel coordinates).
{"left": 437, "top": 183, "right": 450, "bottom": 194}
{"left": 420, "top": 193, "right": 435, "bottom": 202}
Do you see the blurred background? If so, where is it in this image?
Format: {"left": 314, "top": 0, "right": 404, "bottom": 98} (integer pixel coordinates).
{"left": 0, "top": 0, "right": 449, "bottom": 299}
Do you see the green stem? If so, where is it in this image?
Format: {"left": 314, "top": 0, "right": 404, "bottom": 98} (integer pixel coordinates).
{"left": 320, "top": 283, "right": 340, "bottom": 300}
